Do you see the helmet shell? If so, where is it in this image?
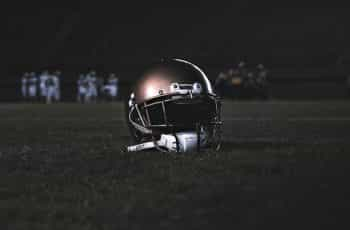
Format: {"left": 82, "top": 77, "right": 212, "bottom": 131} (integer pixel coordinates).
{"left": 132, "top": 58, "right": 214, "bottom": 104}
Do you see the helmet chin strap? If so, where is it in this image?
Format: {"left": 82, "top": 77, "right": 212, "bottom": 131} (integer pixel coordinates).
{"left": 127, "top": 134, "right": 177, "bottom": 152}
{"left": 127, "top": 131, "right": 207, "bottom": 153}
{"left": 127, "top": 140, "right": 157, "bottom": 152}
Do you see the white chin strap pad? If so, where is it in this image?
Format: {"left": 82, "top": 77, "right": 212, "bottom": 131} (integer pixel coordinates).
{"left": 127, "top": 132, "right": 207, "bottom": 152}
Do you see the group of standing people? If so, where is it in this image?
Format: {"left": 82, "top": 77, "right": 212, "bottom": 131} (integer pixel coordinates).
{"left": 21, "top": 70, "right": 119, "bottom": 103}
{"left": 76, "top": 70, "right": 119, "bottom": 103}
{"left": 21, "top": 70, "right": 61, "bottom": 103}
{"left": 214, "top": 61, "right": 269, "bottom": 99}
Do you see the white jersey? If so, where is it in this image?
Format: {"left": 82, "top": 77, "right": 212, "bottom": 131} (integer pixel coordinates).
{"left": 53, "top": 76, "right": 59, "bottom": 88}
{"left": 78, "top": 78, "right": 88, "bottom": 93}
{"left": 77, "top": 77, "right": 89, "bottom": 103}
{"left": 87, "top": 76, "right": 98, "bottom": 97}
{"left": 104, "top": 77, "right": 119, "bottom": 97}
{"left": 28, "top": 76, "right": 37, "bottom": 97}
{"left": 103, "top": 85, "right": 117, "bottom": 97}
{"left": 108, "top": 77, "right": 118, "bottom": 86}
{"left": 46, "top": 76, "right": 57, "bottom": 103}
{"left": 40, "top": 74, "right": 49, "bottom": 96}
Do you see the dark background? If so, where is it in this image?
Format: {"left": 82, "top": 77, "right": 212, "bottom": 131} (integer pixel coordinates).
{"left": 1, "top": 3, "right": 350, "bottom": 101}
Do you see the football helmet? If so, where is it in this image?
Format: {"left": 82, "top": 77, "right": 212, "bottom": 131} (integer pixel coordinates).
{"left": 126, "top": 58, "right": 222, "bottom": 153}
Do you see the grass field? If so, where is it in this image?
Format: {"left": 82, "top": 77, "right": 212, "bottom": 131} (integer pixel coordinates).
{"left": 0, "top": 101, "right": 350, "bottom": 229}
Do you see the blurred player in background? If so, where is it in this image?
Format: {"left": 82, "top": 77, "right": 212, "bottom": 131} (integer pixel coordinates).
{"left": 28, "top": 72, "right": 38, "bottom": 102}
{"left": 86, "top": 70, "right": 98, "bottom": 103}
{"left": 21, "top": 72, "right": 29, "bottom": 101}
{"left": 39, "top": 70, "right": 49, "bottom": 103}
{"left": 214, "top": 71, "right": 228, "bottom": 97}
{"left": 46, "top": 73, "right": 57, "bottom": 104}
{"left": 255, "top": 64, "right": 269, "bottom": 99}
{"left": 77, "top": 74, "right": 88, "bottom": 103}
{"left": 244, "top": 71, "right": 256, "bottom": 98}
{"left": 237, "top": 61, "right": 248, "bottom": 79}
{"left": 103, "top": 73, "right": 119, "bottom": 101}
